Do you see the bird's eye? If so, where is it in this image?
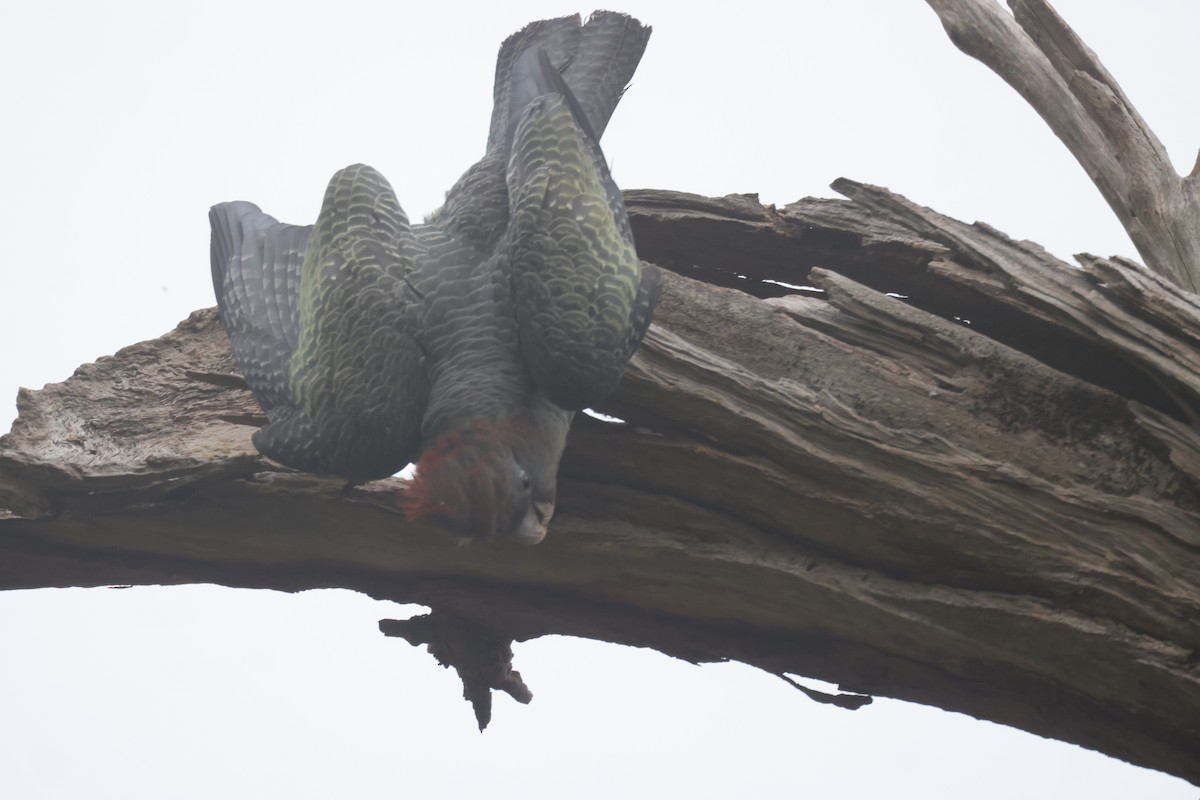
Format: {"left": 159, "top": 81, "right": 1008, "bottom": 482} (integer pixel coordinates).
{"left": 519, "top": 468, "right": 531, "bottom": 491}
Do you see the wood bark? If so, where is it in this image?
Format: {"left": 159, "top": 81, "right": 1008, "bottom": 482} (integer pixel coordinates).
{"left": 1, "top": 184, "right": 1197, "bottom": 782}
{"left": 925, "top": 0, "right": 1200, "bottom": 292}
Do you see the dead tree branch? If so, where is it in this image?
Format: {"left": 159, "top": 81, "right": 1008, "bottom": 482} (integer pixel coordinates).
{"left": 2, "top": 185, "right": 1197, "bottom": 782}
{"left": 925, "top": 0, "right": 1200, "bottom": 292}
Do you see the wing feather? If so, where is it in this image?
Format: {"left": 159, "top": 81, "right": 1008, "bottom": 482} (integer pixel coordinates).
{"left": 211, "top": 165, "right": 429, "bottom": 481}
{"left": 505, "top": 56, "right": 659, "bottom": 410}
{"left": 209, "top": 201, "right": 310, "bottom": 412}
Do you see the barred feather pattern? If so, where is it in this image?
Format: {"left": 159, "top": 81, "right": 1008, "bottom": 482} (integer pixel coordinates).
{"left": 209, "top": 12, "right": 653, "bottom": 540}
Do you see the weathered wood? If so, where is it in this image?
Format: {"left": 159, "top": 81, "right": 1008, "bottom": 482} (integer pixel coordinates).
{"left": 2, "top": 185, "right": 1197, "bottom": 782}
{"left": 925, "top": 0, "right": 1200, "bottom": 292}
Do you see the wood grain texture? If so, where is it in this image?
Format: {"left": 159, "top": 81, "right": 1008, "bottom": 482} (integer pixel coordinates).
{"left": 2, "top": 185, "right": 1197, "bottom": 782}
{"left": 925, "top": 0, "right": 1200, "bottom": 292}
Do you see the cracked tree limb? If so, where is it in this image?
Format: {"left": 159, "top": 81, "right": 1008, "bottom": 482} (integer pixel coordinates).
{"left": 1, "top": 184, "right": 1197, "bottom": 782}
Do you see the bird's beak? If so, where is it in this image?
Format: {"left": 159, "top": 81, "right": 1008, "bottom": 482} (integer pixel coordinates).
{"left": 512, "top": 501, "right": 554, "bottom": 545}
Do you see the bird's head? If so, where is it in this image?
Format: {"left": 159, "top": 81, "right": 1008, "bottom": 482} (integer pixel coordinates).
{"left": 401, "top": 411, "right": 569, "bottom": 544}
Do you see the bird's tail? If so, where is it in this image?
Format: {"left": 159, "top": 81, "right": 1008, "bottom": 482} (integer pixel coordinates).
{"left": 487, "top": 11, "right": 650, "bottom": 152}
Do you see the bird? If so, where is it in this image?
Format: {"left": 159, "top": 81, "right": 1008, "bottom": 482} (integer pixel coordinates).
{"left": 208, "top": 12, "right": 659, "bottom": 545}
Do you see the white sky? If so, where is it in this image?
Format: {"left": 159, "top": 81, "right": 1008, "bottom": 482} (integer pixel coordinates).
{"left": 1, "top": 1, "right": 1196, "bottom": 797}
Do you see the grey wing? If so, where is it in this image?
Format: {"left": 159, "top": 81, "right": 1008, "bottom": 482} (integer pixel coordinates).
{"left": 209, "top": 201, "right": 309, "bottom": 413}
{"left": 211, "top": 165, "right": 429, "bottom": 482}
{"left": 505, "top": 49, "right": 660, "bottom": 411}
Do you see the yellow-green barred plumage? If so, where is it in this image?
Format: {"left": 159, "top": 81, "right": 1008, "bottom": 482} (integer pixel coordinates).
{"left": 508, "top": 89, "right": 653, "bottom": 409}
{"left": 290, "top": 165, "right": 428, "bottom": 472}
{"left": 209, "top": 12, "right": 657, "bottom": 542}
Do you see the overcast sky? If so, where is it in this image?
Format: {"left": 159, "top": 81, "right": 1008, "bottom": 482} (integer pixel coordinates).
{"left": 1, "top": 1, "right": 1196, "bottom": 797}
